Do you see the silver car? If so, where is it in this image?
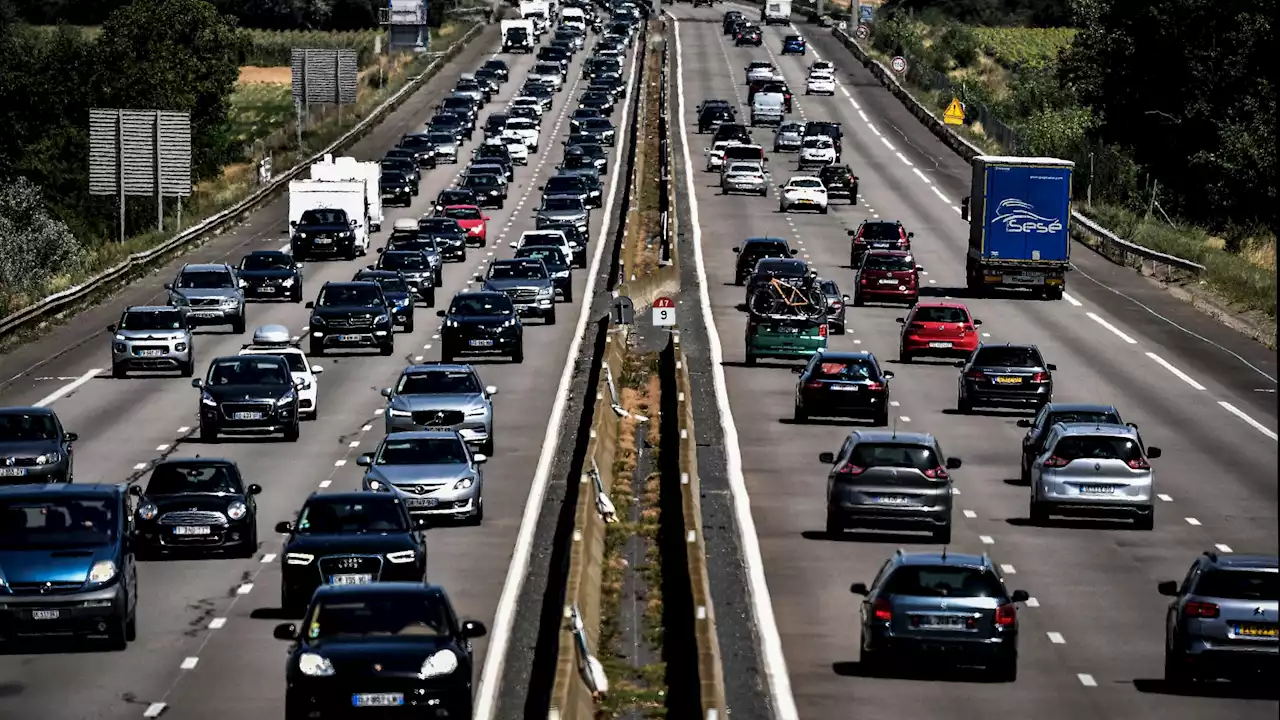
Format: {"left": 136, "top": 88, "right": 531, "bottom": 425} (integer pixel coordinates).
{"left": 382, "top": 364, "right": 497, "bottom": 453}
{"left": 1029, "top": 422, "right": 1162, "bottom": 529}
{"left": 165, "top": 263, "right": 246, "bottom": 333}
{"left": 477, "top": 258, "right": 557, "bottom": 324}
{"left": 535, "top": 196, "right": 589, "bottom": 234}
{"left": 426, "top": 131, "right": 459, "bottom": 164}
{"left": 109, "top": 305, "right": 195, "bottom": 377}
{"left": 358, "top": 430, "right": 486, "bottom": 524}
{"left": 774, "top": 121, "right": 805, "bottom": 152}
{"left": 721, "top": 162, "right": 768, "bottom": 196}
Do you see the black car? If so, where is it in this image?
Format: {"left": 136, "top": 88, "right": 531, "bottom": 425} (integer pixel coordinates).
{"left": 380, "top": 156, "right": 421, "bottom": 190}
{"left": 473, "top": 143, "right": 514, "bottom": 173}
{"left": 792, "top": 351, "right": 894, "bottom": 424}
{"left": 1016, "top": 403, "right": 1126, "bottom": 483}
{"left": 131, "top": 457, "right": 261, "bottom": 557}
{"left": 713, "top": 122, "right": 752, "bottom": 146}
{"left": 433, "top": 187, "right": 478, "bottom": 214}
{"left": 0, "top": 407, "right": 77, "bottom": 483}
{"left": 460, "top": 172, "right": 507, "bottom": 208}
{"left": 817, "top": 278, "right": 849, "bottom": 334}
{"left": 558, "top": 153, "right": 600, "bottom": 177}
{"left": 376, "top": 250, "right": 438, "bottom": 304}
{"left": 541, "top": 174, "right": 593, "bottom": 206}
{"left": 237, "top": 250, "right": 303, "bottom": 302}
{"left": 587, "top": 80, "right": 623, "bottom": 102}
{"left": 276, "top": 583, "right": 486, "bottom": 717}
{"left": 570, "top": 107, "right": 604, "bottom": 128}
{"left": 437, "top": 292, "right": 524, "bottom": 364}
{"left": 428, "top": 115, "right": 469, "bottom": 143}
{"left": 577, "top": 117, "right": 617, "bottom": 146}
{"left": 275, "top": 492, "right": 427, "bottom": 613}
{"left": 484, "top": 112, "right": 509, "bottom": 138}
{"left": 194, "top": 354, "right": 302, "bottom": 441}
{"left": 557, "top": 168, "right": 604, "bottom": 206}
{"left": 579, "top": 90, "right": 615, "bottom": 114}
{"left": 353, "top": 269, "right": 416, "bottom": 332}
{"left": 514, "top": 246, "right": 573, "bottom": 302}
{"left": 417, "top": 218, "right": 469, "bottom": 262}
{"left": 290, "top": 208, "right": 359, "bottom": 261}
{"left": 564, "top": 131, "right": 596, "bottom": 149}
{"left": 482, "top": 58, "right": 509, "bottom": 82}
{"left": 567, "top": 142, "right": 608, "bottom": 173}
{"left": 540, "top": 221, "right": 589, "bottom": 268}
{"left": 736, "top": 26, "right": 763, "bottom": 46}
{"left": 438, "top": 96, "right": 478, "bottom": 128}
{"left": 470, "top": 160, "right": 513, "bottom": 184}
{"left": 379, "top": 170, "right": 415, "bottom": 207}
{"left": 396, "top": 133, "right": 439, "bottom": 168}
{"left": 957, "top": 344, "right": 1056, "bottom": 413}
{"left": 733, "top": 236, "right": 798, "bottom": 285}
{"left": 698, "top": 106, "right": 735, "bottom": 134}
{"left": 818, "top": 164, "right": 859, "bottom": 204}
{"left": 475, "top": 66, "right": 503, "bottom": 88}
{"left": 305, "top": 282, "right": 395, "bottom": 357}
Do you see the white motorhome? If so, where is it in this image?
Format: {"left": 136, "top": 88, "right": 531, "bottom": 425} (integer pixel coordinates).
{"left": 763, "top": 0, "right": 791, "bottom": 24}
{"left": 560, "top": 6, "right": 586, "bottom": 30}
{"left": 288, "top": 180, "right": 370, "bottom": 260}
{"left": 519, "top": 0, "right": 550, "bottom": 33}
{"left": 310, "top": 154, "right": 382, "bottom": 232}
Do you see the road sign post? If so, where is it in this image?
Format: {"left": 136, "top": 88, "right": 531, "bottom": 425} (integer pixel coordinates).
{"left": 652, "top": 296, "right": 676, "bottom": 327}
{"left": 854, "top": 24, "right": 869, "bottom": 40}
{"left": 890, "top": 56, "right": 908, "bottom": 74}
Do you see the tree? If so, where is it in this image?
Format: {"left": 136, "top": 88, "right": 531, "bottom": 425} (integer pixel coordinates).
{"left": 881, "top": 0, "right": 1073, "bottom": 27}
{"left": 92, "top": 0, "right": 247, "bottom": 181}
{"left": 0, "top": 177, "right": 82, "bottom": 295}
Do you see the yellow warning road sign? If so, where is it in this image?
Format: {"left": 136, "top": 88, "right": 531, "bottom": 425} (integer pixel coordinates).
{"left": 944, "top": 97, "right": 965, "bottom": 125}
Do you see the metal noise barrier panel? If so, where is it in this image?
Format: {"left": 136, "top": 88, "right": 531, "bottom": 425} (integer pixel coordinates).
{"left": 88, "top": 109, "right": 192, "bottom": 197}
{"left": 291, "top": 48, "right": 359, "bottom": 105}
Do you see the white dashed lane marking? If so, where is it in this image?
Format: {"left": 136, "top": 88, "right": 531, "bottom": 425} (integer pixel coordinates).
{"left": 1145, "top": 352, "right": 1206, "bottom": 390}
{"left": 1078, "top": 674, "right": 1098, "bottom": 687}
{"left": 143, "top": 702, "right": 167, "bottom": 718}
{"left": 1215, "top": 543, "right": 1233, "bottom": 553}
{"left": 235, "top": 583, "right": 253, "bottom": 595}
{"left": 1158, "top": 494, "right": 1174, "bottom": 502}
{"left": 978, "top": 535, "right": 994, "bottom": 545}
{"left": 180, "top": 657, "right": 199, "bottom": 670}
{"left": 962, "top": 509, "right": 977, "bottom": 518}
{"left": 1185, "top": 517, "right": 1202, "bottom": 526}
{"left": 1085, "top": 312, "right": 1137, "bottom": 344}
{"left": 1047, "top": 632, "right": 1066, "bottom": 644}
{"left": 1000, "top": 564, "right": 1016, "bottom": 574}
{"left": 260, "top": 553, "right": 276, "bottom": 564}
{"left": 208, "top": 617, "right": 227, "bottom": 630}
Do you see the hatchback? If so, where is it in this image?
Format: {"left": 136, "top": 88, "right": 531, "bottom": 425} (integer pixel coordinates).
{"left": 1016, "top": 403, "right": 1127, "bottom": 482}
{"left": 1029, "top": 422, "right": 1161, "bottom": 528}
{"left": 849, "top": 220, "right": 912, "bottom": 265}
{"left": 898, "top": 303, "right": 981, "bottom": 362}
{"left": 855, "top": 250, "right": 922, "bottom": 306}
{"left": 793, "top": 351, "right": 893, "bottom": 424}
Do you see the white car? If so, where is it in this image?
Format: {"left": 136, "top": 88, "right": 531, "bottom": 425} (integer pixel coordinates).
{"left": 805, "top": 73, "right": 835, "bottom": 95}
{"left": 779, "top": 176, "right": 829, "bottom": 214}
{"left": 510, "top": 229, "right": 574, "bottom": 263}
{"left": 746, "top": 62, "right": 777, "bottom": 84}
{"left": 528, "top": 64, "right": 564, "bottom": 91}
{"left": 510, "top": 96, "right": 545, "bottom": 118}
{"left": 239, "top": 325, "right": 324, "bottom": 420}
{"left": 489, "top": 135, "right": 529, "bottom": 164}
{"left": 798, "top": 136, "right": 837, "bottom": 168}
{"left": 809, "top": 60, "right": 835, "bottom": 77}
{"left": 704, "top": 140, "right": 742, "bottom": 171}
{"left": 502, "top": 118, "right": 541, "bottom": 152}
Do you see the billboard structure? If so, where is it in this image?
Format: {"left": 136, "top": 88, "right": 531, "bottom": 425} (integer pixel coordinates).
{"left": 379, "top": 0, "right": 432, "bottom": 52}
{"left": 291, "top": 48, "right": 359, "bottom": 139}
{"left": 88, "top": 109, "right": 192, "bottom": 241}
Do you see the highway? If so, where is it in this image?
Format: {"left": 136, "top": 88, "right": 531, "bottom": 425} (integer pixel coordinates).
{"left": 667, "top": 5, "right": 1277, "bottom": 720}
{"left": 0, "top": 21, "right": 638, "bottom": 720}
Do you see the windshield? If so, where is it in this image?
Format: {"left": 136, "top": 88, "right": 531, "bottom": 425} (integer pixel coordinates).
{"left": 811, "top": 360, "right": 876, "bottom": 381}
{"left": 398, "top": 371, "right": 480, "bottom": 395}
{"left": 381, "top": 253, "right": 427, "bottom": 270}
{"left": 974, "top": 346, "right": 1042, "bottom": 368}
{"left": 296, "top": 498, "right": 407, "bottom": 534}
{"left": 507, "top": 119, "right": 535, "bottom": 130}
{"left": 802, "top": 137, "right": 832, "bottom": 148}
{"left": 1047, "top": 410, "right": 1121, "bottom": 426}
{"left": 562, "top": 155, "right": 592, "bottom": 169}
{"left": 376, "top": 437, "right": 470, "bottom": 465}
{"left": 863, "top": 255, "right": 915, "bottom": 272}
{"left": 380, "top": 173, "right": 406, "bottom": 187}
{"left": 120, "top": 309, "right": 185, "bottom": 331}
{"left": 0, "top": 497, "right": 116, "bottom": 550}
{"left": 306, "top": 596, "right": 450, "bottom": 640}
{"left": 0, "top": 413, "right": 57, "bottom": 441}
{"left": 208, "top": 357, "right": 290, "bottom": 386}
{"left": 489, "top": 262, "right": 545, "bottom": 280}
{"left": 147, "top": 463, "right": 238, "bottom": 495}
{"left": 884, "top": 567, "right": 1005, "bottom": 598}
{"left": 435, "top": 192, "right": 472, "bottom": 207}
{"left": 486, "top": 114, "right": 508, "bottom": 128}
{"left": 450, "top": 296, "right": 513, "bottom": 316}
{"left": 427, "top": 132, "right": 455, "bottom": 145}
{"left": 583, "top": 119, "right": 611, "bottom": 130}
{"left": 443, "top": 206, "right": 483, "bottom": 220}
{"left": 371, "top": 276, "right": 410, "bottom": 294}
{"left": 464, "top": 174, "right": 498, "bottom": 187}
{"left": 299, "top": 209, "right": 347, "bottom": 225}
{"left": 756, "top": 259, "right": 806, "bottom": 276}
{"left": 1195, "top": 570, "right": 1278, "bottom": 600}
{"left": 1051, "top": 435, "right": 1142, "bottom": 462}
{"left": 240, "top": 254, "right": 293, "bottom": 271}
{"left": 912, "top": 306, "right": 970, "bottom": 323}
{"left": 523, "top": 233, "right": 565, "bottom": 247}
{"left": 859, "top": 223, "right": 902, "bottom": 241}
{"left": 850, "top": 443, "right": 939, "bottom": 471}
{"left": 400, "top": 135, "right": 433, "bottom": 149}
{"left": 443, "top": 98, "right": 470, "bottom": 109}
{"left": 318, "top": 285, "right": 383, "bottom": 308}
{"left": 546, "top": 177, "right": 583, "bottom": 192}
{"left": 177, "top": 270, "right": 233, "bottom": 290}
{"left": 788, "top": 179, "right": 823, "bottom": 190}
{"left": 533, "top": 64, "right": 560, "bottom": 75}
{"left": 542, "top": 197, "right": 582, "bottom": 211}
{"left": 583, "top": 93, "right": 609, "bottom": 104}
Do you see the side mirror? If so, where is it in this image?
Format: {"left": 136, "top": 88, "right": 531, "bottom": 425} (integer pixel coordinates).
{"left": 107, "top": 323, "right": 117, "bottom": 332}
{"left": 509, "top": 242, "right": 518, "bottom": 248}
{"left": 311, "top": 365, "right": 324, "bottom": 374}
{"left": 1016, "top": 419, "right": 1033, "bottom": 428}
{"left": 841, "top": 295, "right": 850, "bottom": 301}
{"left": 350, "top": 219, "right": 358, "bottom": 228}
{"left": 1046, "top": 364, "right": 1058, "bottom": 371}
{"left": 895, "top": 317, "right": 905, "bottom": 324}
{"left": 1010, "top": 589, "right": 1030, "bottom": 603}
{"left": 1126, "top": 421, "right": 1140, "bottom": 430}
{"left": 461, "top": 619, "right": 489, "bottom": 638}
{"left": 436, "top": 310, "right": 447, "bottom": 317}
{"left": 485, "top": 385, "right": 498, "bottom": 395}
{"left": 883, "top": 370, "right": 895, "bottom": 379}
{"left": 163, "top": 283, "right": 173, "bottom": 290}
{"left": 907, "top": 232, "right": 915, "bottom": 239}
{"left": 945, "top": 457, "right": 962, "bottom": 470}
{"left": 294, "top": 378, "right": 306, "bottom": 390}
{"left": 304, "top": 301, "right": 315, "bottom": 309}
{"left": 274, "top": 521, "right": 294, "bottom": 534}
{"left": 484, "top": 216, "right": 491, "bottom": 221}
{"left": 973, "top": 319, "right": 983, "bottom": 326}
{"left": 916, "top": 265, "right": 924, "bottom": 272}
{"left": 375, "top": 248, "right": 384, "bottom": 254}
{"left": 1146, "top": 447, "right": 1163, "bottom": 459}
{"left": 356, "top": 454, "right": 373, "bottom": 467}
{"left": 273, "top": 623, "right": 298, "bottom": 640}
{"left": 790, "top": 366, "right": 803, "bottom": 374}
{"left": 129, "top": 484, "right": 143, "bottom": 496}
{"left": 960, "top": 196, "right": 970, "bottom": 221}
{"left": 238, "top": 279, "right": 248, "bottom": 288}
{"left": 380, "top": 387, "right": 394, "bottom": 398}
{"left": 63, "top": 431, "right": 79, "bottom": 443}
{"left": 190, "top": 379, "right": 203, "bottom": 388}
{"left": 247, "top": 484, "right": 263, "bottom": 495}
{"left": 537, "top": 185, "right": 544, "bottom": 190}
{"left": 789, "top": 249, "right": 798, "bottom": 256}
{"left": 290, "top": 220, "right": 298, "bottom": 228}
{"left": 849, "top": 582, "right": 870, "bottom": 595}
{"left": 731, "top": 247, "right": 740, "bottom": 253}
{"left": 1157, "top": 580, "right": 1179, "bottom": 597}
{"left": 473, "top": 453, "right": 488, "bottom": 464}
{"left": 818, "top": 451, "right": 835, "bottom": 464}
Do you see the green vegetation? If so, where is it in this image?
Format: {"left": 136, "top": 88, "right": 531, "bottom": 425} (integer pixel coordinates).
{"left": 227, "top": 83, "right": 294, "bottom": 150}
{"left": 241, "top": 28, "right": 385, "bottom": 68}
{"left": 970, "top": 26, "right": 1074, "bottom": 66}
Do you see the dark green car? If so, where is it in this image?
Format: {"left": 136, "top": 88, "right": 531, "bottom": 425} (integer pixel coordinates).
{"left": 746, "top": 316, "right": 828, "bottom": 364}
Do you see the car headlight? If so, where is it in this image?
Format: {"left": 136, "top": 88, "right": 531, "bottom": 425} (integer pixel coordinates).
{"left": 418, "top": 649, "right": 459, "bottom": 679}
{"left": 285, "top": 553, "right": 315, "bottom": 565}
{"left": 282, "top": 277, "right": 295, "bottom": 288}
{"left": 299, "top": 652, "right": 336, "bottom": 677}
{"left": 276, "top": 392, "right": 297, "bottom": 407}
{"left": 201, "top": 392, "right": 218, "bottom": 407}
{"left": 138, "top": 502, "right": 158, "bottom": 521}
{"left": 388, "top": 407, "right": 412, "bottom": 417}
{"left": 453, "top": 476, "right": 475, "bottom": 491}
{"left": 227, "top": 501, "right": 248, "bottom": 521}
{"left": 309, "top": 315, "right": 325, "bottom": 326}
{"left": 490, "top": 190, "right": 499, "bottom": 195}
{"left": 114, "top": 334, "right": 127, "bottom": 343}
{"left": 445, "top": 319, "right": 459, "bottom": 328}
{"left": 175, "top": 342, "right": 188, "bottom": 352}
{"left": 35, "top": 452, "right": 62, "bottom": 465}
{"left": 386, "top": 549, "right": 418, "bottom": 564}
{"left": 221, "top": 297, "right": 239, "bottom": 307}
{"left": 554, "top": 270, "right": 570, "bottom": 278}
{"left": 297, "top": 232, "right": 308, "bottom": 240}
{"left": 501, "top": 318, "right": 516, "bottom": 328}
{"left": 537, "top": 287, "right": 553, "bottom": 297}
{"left": 88, "top": 560, "right": 117, "bottom": 584}
{"left": 375, "top": 314, "right": 391, "bottom": 325}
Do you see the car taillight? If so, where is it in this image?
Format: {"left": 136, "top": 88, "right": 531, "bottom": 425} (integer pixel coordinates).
{"left": 1031, "top": 372, "right": 1049, "bottom": 382}
{"left": 818, "top": 324, "right": 828, "bottom": 338}
{"left": 872, "top": 598, "right": 892, "bottom": 622}
{"left": 853, "top": 238, "right": 866, "bottom": 245}
{"left": 1127, "top": 457, "right": 1151, "bottom": 470}
{"left": 1185, "top": 601, "right": 1219, "bottom": 618}
{"left": 995, "top": 604, "right": 1017, "bottom": 626}
{"left": 922, "top": 466, "right": 948, "bottom": 479}
{"left": 1042, "top": 455, "right": 1069, "bottom": 468}
{"left": 909, "top": 322, "right": 927, "bottom": 331}
{"left": 964, "top": 370, "right": 985, "bottom": 381}
{"left": 864, "top": 381, "right": 883, "bottom": 391}
{"left": 830, "top": 301, "right": 843, "bottom": 309}
{"left": 804, "top": 380, "right": 824, "bottom": 390}
{"left": 961, "top": 324, "right": 975, "bottom": 334}
{"left": 839, "top": 463, "right": 866, "bottom": 476}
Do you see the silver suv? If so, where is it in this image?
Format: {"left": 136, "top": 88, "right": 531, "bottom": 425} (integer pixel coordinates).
{"left": 1159, "top": 551, "right": 1277, "bottom": 683}
{"left": 476, "top": 258, "right": 556, "bottom": 324}
{"left": 165, "top": 263, "right": 246, "bottom": 333}
{"left": 1028, "top": 422, "right": 1162, "bottom": 529}
{"left": 108, "top": 305, "right": 195, "bottom": 377}
{"left": 382, "top": 364, "right": 497, "bottom": 455}
{"left": 820, "top": 430, "right": 960, "bottom": 543}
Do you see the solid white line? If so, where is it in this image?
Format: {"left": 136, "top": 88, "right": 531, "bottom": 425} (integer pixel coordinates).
{"left": 666, "top": 15, "right": 799, "bottom": 720}
{"left": 180, "top": 656, "right": 199, "bottom": 670}
{"left": 1062, "top": 292, "right": 1083, "bottom": 307}
{"left": 1215, "top": 543, "right": 1233, "bottom": 553}
{"left": 34, "top": 368, "right": 102, "bottom": 407}
{"left": 1219, "top": 401, "right": 1278, "bottom": 440}
{"left": 1047, "top": 632, "right": 1065, "bottom": 644}
{"left": 1145, "top": 352, "right": 1206, "bottom": 390}
{"left": 1185, "top": 517, "right": 1201, "bottom": 526}
{"left": 1078, "top": 673, "right": 1097, "bottom": 687}
{"left": 1085, "top": 312, "right": 1137, "bottom": 344}
{"left": 930, "top": 186, "right": 950, "bottom": 202}
{"left": 143, "top": 702, "right": 167, "bottom": 718}
{"left": 473, "top": 35, "right": 644, "bottom": 720}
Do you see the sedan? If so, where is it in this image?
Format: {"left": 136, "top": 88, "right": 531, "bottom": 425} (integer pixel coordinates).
{"left": 359, "top": 430, "right": 486, "bottom": 524}
{"left": 793, "top": 351, "right": 894, "bottom": 424}
{"left": 721, "top": 162, "right": 768, "bottom": 196}
{"left": 956, "top": 343, "right": 1055, "bottom": 413}
{"left": 805, "top": 73, "right": 836, "bottom": 95}
{"left": 779, "top": 176, "right": 829, "bottom": 214}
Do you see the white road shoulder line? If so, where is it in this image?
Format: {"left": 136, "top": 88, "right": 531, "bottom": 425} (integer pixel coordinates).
{"left": 34, "top": 368, "right": 102, "bottom": 407}
{"left": 1061, "top": 292, "right": 1083, "bottom": 307}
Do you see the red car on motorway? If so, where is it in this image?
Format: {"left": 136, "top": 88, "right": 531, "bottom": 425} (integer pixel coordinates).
{"left": 897, "top": 302, "right": 983, "bottom": 362}
{"left": 440, "top": 205, "right": 490, "bottom": 247}
{"left": 853, "top": 250, "right": 921, "bottom": 306}
{"left": 847, "top": 219, "right": 912, "bottom": 266}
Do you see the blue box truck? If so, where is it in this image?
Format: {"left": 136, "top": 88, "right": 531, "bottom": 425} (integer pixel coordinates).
{"left": 960, "top": 155, "right": 1074, "bottom": 300}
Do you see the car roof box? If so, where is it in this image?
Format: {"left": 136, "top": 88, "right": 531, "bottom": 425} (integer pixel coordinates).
{"left": 252, "top": 324, "right": 294, "bottom": 346}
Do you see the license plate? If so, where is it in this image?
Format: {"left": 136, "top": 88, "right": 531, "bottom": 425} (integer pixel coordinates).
{"left": 31, "top": 610, "right": 59, "bottom": 620}
{"left": 928, "top": 341, "right": 953, "bottom": 348}
{"left": 1004, "top": 274, "right": 1045, "bottom": 285}
{"left": 138, "top": 349, "right": 166, "bottom": 357}
{"left": 406, "top": 498, "right": 439, "bottom": 508}
{"left": 872, "top": 496, "right": 911, "bottom": 504}
{"left": 314, "top": 238, "right": 333, "bottom": 245}
{"left": 329, "top": 574, "right": 373, "bottom": 586}
{"left": 469, "top": 339, "right": 494, "bottom": 347}
{"left": 352, "top": 693, "right": 404, "bottom": 707}
{"left": 232, "top": 411, "right": 264, "bottom": 420}
{"left": 878, "top": 279, "right": 897, "bottom": 284}
{"left": 189, "top": 311, "right": 219, "bottom": 317}
{"left": 831, "top": 385, "right": 858, "bottom": 391}
{"left": 173, "top": 525, "right": 211, "bottom": 535}
{"left": 994, "top": 376, "right": 1022, "bottom": 384}
{"left": 1234, "top": 624, "right": 1277, "bottom": 638}
{"left": 0, "top": 468, "right": 27, "bottom": 477}
{"left": 259, "top": 286, "right": 276, "bottom": 293}
{"left": 338, "top": 334, "right": 363, "bottom": 342}
{"left": 873, "top": 243, "right": 890, "bottom": 248}
{"left": 1078, "top": 485, "right": 1114, "bottom": 495}
{"left": 922, "top": 615, "right": 966, "bottom": 628}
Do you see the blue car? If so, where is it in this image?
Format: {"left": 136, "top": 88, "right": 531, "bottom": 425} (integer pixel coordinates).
{"left": 0, "top": 483, "right": 139, "bottom": 648}
{"left": 782, "top": 35, "right": 806, "bottom": 55}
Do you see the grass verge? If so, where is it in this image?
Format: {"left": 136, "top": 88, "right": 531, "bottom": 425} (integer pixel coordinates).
{"left": 625, "top": 25, "right": 666, "bottom": 280}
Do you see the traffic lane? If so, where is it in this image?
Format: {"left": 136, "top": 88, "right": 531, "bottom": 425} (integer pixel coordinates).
{"left": 0, "top": 24, "right": 506, "bottom": 405}
{"left": 122, "top": 47, "right": 644, "bottom": 720}
{"left": 789, "top": 24, "right": 1279, "bottom": 421}
{"left": 676, "top": 18, "right": 1100, "bottom": 719}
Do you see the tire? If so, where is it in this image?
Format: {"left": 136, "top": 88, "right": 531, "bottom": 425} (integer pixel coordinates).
{"left": 957, "top": 394, "right": 973, "bottom": 414}
{"left": 1019, "top": 456, "right": 1030, "bottom": 484}
{"left": 990, "top": 652, "right": 1018, "bottom": 682}
{"left": 1164, "top": 648, "right": 1193, "bottom": 684}
{"left": 1134, "top": 509, "right": 1155, "bottom": 531}
{"left": 283, "top": 423, "right": 300, "bottom": 442}
{"left": 199, "top": 423, "right": 217, "bottom": 443}
{"left": 105, "top": 614, "right": 129, "bottom": 651}
{"left": 1029, "top": 501, "right": 1049, "bottom": 525}
{"left": 832, "top": 323, "right": 845, "bottom": 336}
{"left": 112, "top": 364, "right": 126, "bottom": 379}
{"left": 125, "top": 609, "right": 137, "bottom": 642}
{"left": 875, "top": 408, "right": 890, "bottom": 426}
{"left": 512, "top": 344, "right": 524, "bottom": 363}
{"left": 379, "top": 341, "right": 395, "bottom": 357}
{"left": 481, "top": 437, "right": 495, "bottom": 456}
{"left": 280, "top": 585, "right": 304, "bottom": 616}
{"left": 824, "top": 507, "right": 842, "bottom": 536}
{"left": 426, "top": 291, "right": 436, "bottom": 308}
{"left": 235, "top": 528, "right": 258, "bottom": 559}
{"left": 232, "top": 316, "right": 246, "bottom": 334}
{"left": 310, "top": 342, "right": 324, "bottom": 357}
{"left": 745, "top": 352, "right": 756, "bottom": 366}
{"left": 793, "top": 403, "right": 808, "bottom": 423}
{"left": 180, "top": 360, "right": 194, "bottom": 378}
{"left": 819, "top": 205, "right": 829, "bottom": 215}
{"left": 404, "top": 316, "right": 415, "bottom": 333}
{"left": 900, "top": 350, "right": 912, "bottom": 363}
{"left": 546, "top": 308, "right": 557, "bottom": 325}
{"left": 563, "top": 289, "right": 574, "bottom": 304}
{"left": 932, "top": 525, "right": 952, "bottom": 544}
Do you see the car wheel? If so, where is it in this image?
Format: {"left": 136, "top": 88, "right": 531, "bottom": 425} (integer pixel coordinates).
{"left": 563, "top": 289, "right": 574, "bottom": 304}
{"left": 1029, "top": 501, "right": 1049, "bottom": 525}
{"left": 512, "top": 345, "right": 524, "bottom": 363}
{"left": 1164, "top": 648, "right": 1193, "bottom": 684}
{"left": 125, "top": 609, "right": 137, "bottom": 642}
{"left": 379, "top": 341, "right": 395, "bottom": 357}
{"left": 832, "top": 323, "right": 845, "bottom": 335}
{"left": 875, "top": 408, "right": 890, "bottom": 426}
{"left": 111, "top": 364, "right": 126, "bottom": 379}
{"left": 546, "top": 308, "right": 557, "bottom": 325}
{"left": 900, "top": 349, "right": 912, "bottom": 363}
{"left": 1134, "top": 509, "right": 1155, "bottom": 531}
{"left": 853, "top": 293, "right": 864, "bottom": 307}
{"left": 232, "top": 316, "right": 246, "bottom": 334}
{"left": 235, "top": 527, "right": 258, "bottom": 559}
{"left": 957, "top": 393, "right": 973, "bottom": 414}
{"left": 309, "top": 342, "right": 323, "bottom": 357}
{"left": 467, "top": 498, "right": 484, "bottom": 526}
{"left": 180, "top": 360, "right": 194, "bottom": 378}
{"left": 404, "top": 316, "right": 416, "bottom": 333}
{"left": 199, "top": 423, "right": 217, "bottom": 443}
{"left": 824, "top": 507, "right": 842, "bottom": 536}
{"left": 819, "top": 205, "right": 829, "bottom": 214}
{"left": 932, "top": 525, "right": 952, "bottom": 544}
{"left": 481, "top": 437, "right": 495, "bottom": 456}
{"left": 990, "top": 652, "right": 1018, "bottom": 682}
{"left": 793, "top": 402, "right": 808, "bottom": 423}
{"left": 744, "top": 352, "right": 756, "bottom": 366}
{"left": 1018, "top": 456, "right": 1030, "bottom": 484}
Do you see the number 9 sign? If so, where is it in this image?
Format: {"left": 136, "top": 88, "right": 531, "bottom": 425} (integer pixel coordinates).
{"left": 652, "top": 296, "right": 677, "bottom": 327}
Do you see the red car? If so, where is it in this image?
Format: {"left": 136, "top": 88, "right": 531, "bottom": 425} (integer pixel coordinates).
{"left": 440, "top": 205, "right": 490, "bottom": 247}
{"left": 847, "top": 220, "right": 912, "bottom": 266}
{"left": 897, "top": 302, "right": 983, "bottom": 362}
{"left": 854, "top": 250, "right": 921, "bottom": 306}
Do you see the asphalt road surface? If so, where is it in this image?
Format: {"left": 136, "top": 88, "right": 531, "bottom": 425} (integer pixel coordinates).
{"left": 0, "top": 23, "right": 638, "bottom": 720}
{"left": 666, "top": 5, "right": 1277, "bottom": 720}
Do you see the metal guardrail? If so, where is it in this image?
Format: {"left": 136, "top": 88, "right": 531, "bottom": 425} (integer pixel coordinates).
{"left": 0, "top": 22, "right": 485, "bottom": 341}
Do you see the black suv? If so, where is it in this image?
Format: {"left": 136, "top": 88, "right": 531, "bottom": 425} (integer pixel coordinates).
{"left": 290, "top": 208, "right": 360, "bottom": 261}
{"left": 460, "top": 172, "right": 507, "bottom": 208}
{"left": 850, "top": 550, "right": 1029, "bottom": 680}
{"left": 417, "top": 217, "right": 469, "bottom": 262}
{"left": 194, "top": 354, "right": 302, "bottom": 442}
{"left": 237, "top": 250, "right": 304, "bottom": 302}
{"left": 380, "top": 169, "right": 415, "bottom": 207}
{"left": 733, "top": 236, "right": 798, "bottom": 285}
{"left": 0, "top": 406, "right": 77, "bottom": 483}
{"left": 437, "top": 291, "right": 524, "bottom": 364}
{"left": 131, "top": 457, "right": 262, "bottom": 557}
{"left": 818, "top": 164, "right": 858, "bottom": 205}
{"left": 698, "top": 105, "right": 735, "bottom": 134}
{"left": 305, "top": 282, "right": 395, "bottom": 357}
{"left": 433, "top": 187, "right": 478, "bottom": 214}
{"left": 484, "top": 112, "right": 509, "bottom": 138}
{"left": 353, "top": 269, "right": 416, "bottom": 332}
{"left": 396, "top": 133, "right": 438, "bottom": 168}
{"left": 957, "top": 344, "right": 1056, "bottom": 413}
